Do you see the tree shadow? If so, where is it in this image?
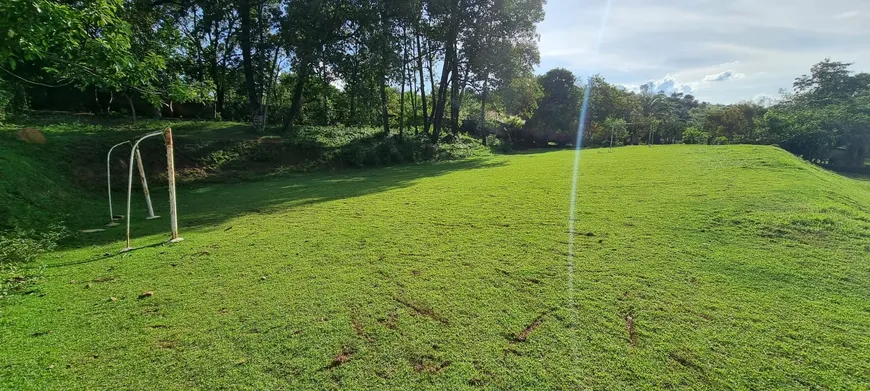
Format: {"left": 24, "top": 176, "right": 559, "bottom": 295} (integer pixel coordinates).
{"left": 47, "top": 240, "right": 169, "bottom": 268}
{"left": 504, "top": 147, "right": 573, "bottom": 156}
{"left": 60, "top": 158, "right": 506, "bottom": 250}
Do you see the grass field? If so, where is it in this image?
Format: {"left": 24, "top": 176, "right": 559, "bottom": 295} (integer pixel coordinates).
{"left": 2, "top": 145, "right": 869, "bottom": 389}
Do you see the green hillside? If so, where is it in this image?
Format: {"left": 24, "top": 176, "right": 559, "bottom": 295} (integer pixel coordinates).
{"left": 1, "top": 145, "right": 868, "bottom": 389}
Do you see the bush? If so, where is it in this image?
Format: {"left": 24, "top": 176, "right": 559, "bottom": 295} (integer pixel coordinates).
{"left": 682, "top": 127, "right": 707, "bottom": 144}
{"left": 711, "top": 136, "right": 730, "bottom": 145}
{"left": 503, "top": 116, "right": 526, "bottom": 132}
{"left": 0, "top": 84, "right": 12, "bottom": 122}
{"left": 0, "top": 226, "right": 65, "bottom": 299}
{"left": 0, "top": 225, "right": 67, "bottom": 265}
{"left": 487, "top": 134, "right": 513, "bottom": 153}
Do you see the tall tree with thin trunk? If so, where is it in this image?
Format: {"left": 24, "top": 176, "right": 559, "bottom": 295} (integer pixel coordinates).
{"left": 238, "top": 0, "right": 260, "bottom": 122}
{"left": 415, "top": 26, "right": 429, "bottom": 135}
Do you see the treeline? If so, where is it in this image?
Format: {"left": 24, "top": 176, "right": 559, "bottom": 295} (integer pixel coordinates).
{"left": 0, "top": 0, "right": 544, "bottom": 142}
{"left": 1, "top": 2, "right": 868, "bottom": 168}
{"left": 502, "top": 61, "right": 870, "bottom": 171}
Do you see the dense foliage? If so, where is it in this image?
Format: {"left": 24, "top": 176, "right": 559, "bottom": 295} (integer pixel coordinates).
{"left": 0, "top": 2, "right": 867, "bottom": 168}
{"left": 0, "top": 0, "right": 544, "bottom": 141}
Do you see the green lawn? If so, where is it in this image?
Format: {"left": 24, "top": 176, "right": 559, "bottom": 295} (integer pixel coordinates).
{"left": 2, "top": 145, "right": 869, "bottom": 389}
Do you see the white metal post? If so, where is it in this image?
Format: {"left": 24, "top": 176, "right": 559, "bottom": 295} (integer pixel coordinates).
{"left": 106, "top": 141, "right": 131, "bottom": 226}
{"left": 609, "top": 125, "right": 614, "bottom": 150}
{"left": 165, "top": 127, "right": 183, "bottom": 243}
{"left": 122, "top": 131, "right": 163, "bottom": 252}
{"left": 135, "top": 149, "right": 159, "bottom": 219}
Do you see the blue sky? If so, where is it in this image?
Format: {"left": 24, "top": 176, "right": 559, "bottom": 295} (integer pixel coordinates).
{"left": 536, "top": 0, "right": 870, "bottom": 104}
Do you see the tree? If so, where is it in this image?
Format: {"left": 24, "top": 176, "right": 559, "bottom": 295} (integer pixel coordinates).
{"left": 280, "top": 0, "right": 360, "bottom": 133}
{"left": 1, "top": 0, "right": 132, "bottom": 76}
{"left": 602, "top": 117, "right": 628, "bottom": 147}
{"left": 0, "top": 0, "right": 160, "bottom": 120}
{"left": 527, "top": 68, "right": 582, "bottom": 134}
{"left": 761, "top": 60, "right": 870, "bottom": 166}
{"left": 794, "top": 59, "right": 862, "bottom": 105}
{"left": 498, "top": 74, "right": 542, "bottom": 119}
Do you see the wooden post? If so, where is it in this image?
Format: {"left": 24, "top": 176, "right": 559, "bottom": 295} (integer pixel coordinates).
{"left": 135, "top": 149, "right": 158, "bottom": 219}
{"left": 165, "top": 128, "right": 183, "bottom": 243}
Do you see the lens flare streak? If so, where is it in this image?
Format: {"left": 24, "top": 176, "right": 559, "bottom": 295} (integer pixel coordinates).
{"left": 566, "top": 0, "right": 613, "bottom": 371}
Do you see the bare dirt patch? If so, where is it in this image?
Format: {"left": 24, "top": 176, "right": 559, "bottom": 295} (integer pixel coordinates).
{"left": 324, "top": 347, "right": 355, "bottom": 370}
{"left": 511, "top": 313, "right": 546, "bottom": 343}
{"left": 395, "top": 296, "right": 449, "bottom": 325}
{"left": 351, "top": 314, "right": 374, "bottom": 342}
{"left": 411, "top": 355, "right": 450, "bottom": 374}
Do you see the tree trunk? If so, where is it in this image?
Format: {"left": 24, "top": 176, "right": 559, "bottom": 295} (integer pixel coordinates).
{"left": 216, "top": 86, "right": 225, "bottom": 118}
{"left": 210, "top": 13, "right": 220, "bottom": 119}
{"left": 426, "top": 32, "right": 437, "bottom": 130}
{"left": 410, "top": 62, "right": 418, "bottom": 134}
{"left": 416, "top": 28, "right": 429, "bottom": 135}
{"left": 282, "top": 64, "right": 309, "bottom": 134}
{"left": 399, "top": 26, "right": 408, "bottom": 139}
{"left": 261, "top": 47, "right": 282, "bottom": 132}
{"left": 431, "top": 53, "right": 452, "bottom": 142}
{"left": 381, "top": 73, "right": 390, "bottom": 136}
{"left": 450, "top": 42, "right": 460, "bottom": 136}
{"left": 349, "top": 42, "right": 359, "bottom": 125}
{"left": 432, "top": 1, "right": 460, "bottom": 142}
{"left": 349, "top": 87, "right": 356, "bottom": 126}
{"left": 379, "top": 7, "right": 390, "bottom": 136}
{"left": 239, "top": 0, "right": 260, "bottom": 123}
{"left": 320, "top": 66, "right": 330, "bottom": 125}
{"left": 124, "top": 93, "right": 137, "bottom": 123}
{"left": 479, "top": 76, "right": 488, "bottom": 145}
{"left": 94, "top": 88, "right": 102, "bottom": 115}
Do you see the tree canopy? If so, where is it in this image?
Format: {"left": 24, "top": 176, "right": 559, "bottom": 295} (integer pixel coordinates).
{"left": 1, "top": 4, "right": 867, "bottom": 170}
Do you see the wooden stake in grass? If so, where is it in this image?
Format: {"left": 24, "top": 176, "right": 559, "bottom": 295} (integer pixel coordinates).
{"left": 135, "top": 149, "right": 159, "bottom": 220}
{"left": 165, "top": 127, "right": 183, "bottom": 243}
{"left": 626, "top": 315, "right": 638, "bottom": 347}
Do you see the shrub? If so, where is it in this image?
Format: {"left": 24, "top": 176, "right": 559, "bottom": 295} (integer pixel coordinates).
{"left": 0, "top": 79, "right": 14, "bottom": 122}
{"left": 0, "top": 225, "right": 67, "bottom": 265}
{"left": 487, "top": 135, "right": 513, "bottom": 153}
{"left": 711, "top": 136, "right": 730, "bottom": 145}
{"left": 0, "top": 225, "right": 65, "bottom": 299}
{"left": 682, "top": 127, "right": 707, "bottom": 144}
{"left": 503, "top": 116, "right": 526, "bottom": 132}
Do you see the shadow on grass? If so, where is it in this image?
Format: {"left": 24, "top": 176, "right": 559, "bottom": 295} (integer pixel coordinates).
{"left": 504, "top": 147, "right": 572, "bottom": 156}
{"left": 47, "top": 240, "right": 170, "bottom": 268}
{"left": 59, "top": 158, "right": 506, "bottom": 251}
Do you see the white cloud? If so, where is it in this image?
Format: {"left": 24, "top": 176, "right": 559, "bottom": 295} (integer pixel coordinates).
{"left": 753, "top": 93, "right": 779, "bottom": 106}
{"left": 835, "top": 11, "right": 859, "bottom": 19}
{"left": 623, "top": 74, "right": 697, "bottom": 95}
{"left": 537, "top": 0, "right": 870, "bottom": 103}
{"left": 703, "top": 70, "right": 745, "bottom": 82}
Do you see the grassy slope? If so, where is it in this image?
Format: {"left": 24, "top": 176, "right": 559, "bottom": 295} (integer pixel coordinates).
{"left": 0, "top": 131, "right": 93, "bottom": 230}
{"left": 1, "top": 145, "right": 868, "bottom": 389}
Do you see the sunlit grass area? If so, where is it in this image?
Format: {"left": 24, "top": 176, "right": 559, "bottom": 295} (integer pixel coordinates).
{"left": 2, "top": 145, "right": 868, "bottom": 389}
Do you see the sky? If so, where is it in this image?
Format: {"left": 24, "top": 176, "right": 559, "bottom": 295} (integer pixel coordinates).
{"left": 536, "top": 0, "right": 870, "bottom": 104}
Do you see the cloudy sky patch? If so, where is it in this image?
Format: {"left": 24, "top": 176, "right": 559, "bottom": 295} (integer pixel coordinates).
{"left": 704, "top": 70, "right": 745, "bottom": 82}
{"left": 537, "top": 0, "right": 870, "bottom": 103}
